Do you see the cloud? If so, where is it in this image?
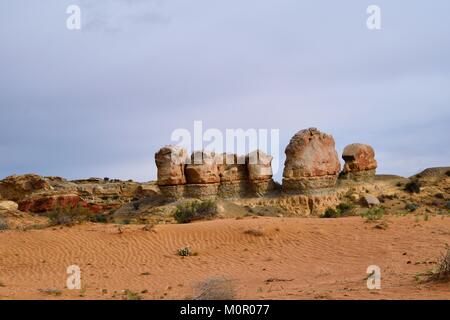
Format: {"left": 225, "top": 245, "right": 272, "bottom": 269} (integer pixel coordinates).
{"left": 0, "top": 0, "right": 449, "bottom": 181}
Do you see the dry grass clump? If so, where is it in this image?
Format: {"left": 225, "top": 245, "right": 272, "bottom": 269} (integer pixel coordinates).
{"left": 423, "top": 246, "right": 450, "bottom": 283}
{"left": 177, "top": 246, "right": 198, "bottom": 257}
{"left": 124, "top": 289, "right": 141, "bottom": 300}
{"left": 194, "top": 277, "right": 235, "bottom": 300}
{"left": 173, "top": 200, "right": 218, "bottom": 224}
{"left": 46, "top": 205, "right": 108, "bottom": 226}
{"left": 39, "top": 288, "right": 62, "bottom": 296}
{"left": 361, "top": 207, "right": 385, "bottom": 221}
{"left": 243, "top": 228, "right": 264, "bottom": 237}
{"left": 320, "top": 203, "right": 354, "bottom": 218}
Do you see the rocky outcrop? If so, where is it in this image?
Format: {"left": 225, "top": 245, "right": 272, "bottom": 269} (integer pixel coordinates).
{"left": 155, "top": 145, "right": 188, "bottom": 199}
{"left": 18, "top": 194, "right": 84, "bottom": 213}
{"left": 0, "top": 174, "right": 51, "bottom": 202}
{"left": 185, "top": 151, "right": 221, "bottom": 184}
{"left": 155, "top": 145, "right": 187, "bottom": 186}
{"left": 247, "top": 150, "right": 275, "bottom": 197}
{"left": 0, "top": 200, "right": 19, "bottom": 212}
{"left": 185, "top": 151, "right": 221, "bottom": 199}
{"left": 340, "top": 143, "right": 377, "bottom": 181}
{"left": 282, "top": 128, "right": 340, "bottom": 194}
{"left": 218, "top": 154, "right": 249, "bottom": 198}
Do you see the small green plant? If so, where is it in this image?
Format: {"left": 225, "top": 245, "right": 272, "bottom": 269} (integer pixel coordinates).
{"left": 424, "top": 213, "right": 430, "bottom": 221}
{"left": 320, "top": 203, "right": 354, "bottom": 218}
{"left": 89, "top": 214, "right": 108, "bottom": 223}
{"left": 173, "top": 200, "right": 218, "bottom": 224}
{"left": 124, "top": 289, "right": 141, "bottom": 300}
{"left": 404, "top": 180, "right": 421, "bottom": 193}
{"left": 405, "top": 203, "right": 419, "bottom": 212}
{"left": 321, "top": 208, "right": 340, "bottom": 218}
{"left": 177, "top": 247, "right": 195, "bottom": 256}
{"left": 361, "top": 207, "right": 385, "bottom": 221}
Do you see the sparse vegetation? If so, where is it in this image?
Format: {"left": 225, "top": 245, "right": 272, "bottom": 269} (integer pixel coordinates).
{"left": 404, "top": 180, "right": 421, "bottom": 193}
{"left": 321, "top": 208, "right": 340, "bottom": 218}
{"left": 405, "top": 203, "right": 419, "bottom": 212}
{"left": 320, "top": 203, "right": 354, "bottom": 218}
{"left": 39, "top": 288, "right": 62, "bottom": 296}
{"left": 177, "top": 246, "right": 196, "bottom": 256}
{"left": 243, "top": 228, "right": 264, "bottom": 236}
{"left": 0, "top": 217, "right": 9, "bottom": 230}
{"left": 173, "top": 200, "right": 218, "bottom": 224}
{"left": 419, "top": 246, "right": 450, "bottom": 283}
{"left": 361, "top": 207, "right": 385, "bottom": 221}
{"left": 446, "top": 170, "right": 450, "bottom": 177}
{"left": 373, "top": 221, "right": 389, "bottom": 230}
{"left": 124, "top": 289, "right": 141, "bottom": 300}
{"left": 89, "top": 213, "right": 108, "bottom": 223}
{"left": 46, "top": 205, "right": 93, "bottom": 226}
{"left": 194, "top": 277, "right": 235, "bottom": 300}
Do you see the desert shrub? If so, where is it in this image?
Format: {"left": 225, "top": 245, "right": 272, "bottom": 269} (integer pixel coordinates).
{"left": 39, "top": 288, "right": 62, "bottom": 296}
{"left": 405, "top": 203, "right": 419, "bottom": 212}
{"left": 124, "top": 289, "right": 141, "bottom": 300}
{"left": 321, "top": 208, "right": 340, "bottom": 218}
{"left": 320, "top": 203, "right": 354, "bottom": 218}
{"left": 423, "top": 247, "right": 450, "bottom": 283}
{"left": 446, "top": 170, "right": 450, "bottom": 177}
{"left": 0, "top": 218, "right": 9, "bottom": 231}
{"left": 361, "top": 207, "right": 385, "bottom": 221}
{"left": 46, "top": 205, "right": 94, "bottom": 226}
{"left": 173, "top": 200, "right": 218, "bottom": 224}
{"left": 404, "top": 180, "right": 421, "bottom": 193}
{"left": 132, "top": 202, "right": 140, "bottom": 211}
{"left": 89, "top": 214, "right": 108, "bottom": 223}
{"left": 243, "top": 228, "right": 264, "bottom": 236}
{"left": 445, "top": 201, "right": 450, "bottom": 210}
{"left": 177, "top": 247, "right": 196, "bottom": 256}
{"left": 194, "top": 277, "right": 235, "bottom": 300}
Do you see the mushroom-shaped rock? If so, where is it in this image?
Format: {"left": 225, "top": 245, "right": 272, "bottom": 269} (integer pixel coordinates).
{"left": 342, "top": 143, "right": 377, "bottom": 173}
{"left": 218, "top": 153, "right": 248, "bottom": 182}
{"left": 246, "top": 150, "right": 273, "bottom": 181}
{"left": 155, "top": 145, "right": 188, "bottom": 186}
{"left": 282, "top": 128, "right": 340, "bottom": 193}
{"left": 185, "top": 151, "right": 221, "bottom": 184}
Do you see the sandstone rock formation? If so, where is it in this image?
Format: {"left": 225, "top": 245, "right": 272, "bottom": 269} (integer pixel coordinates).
{"left": 185, "top": 151, "right": 221, "bottom": 198}
{"left": 341, "top": 143, "right": 377, "bottom": 181}
{"left": 0, "top": 174, "right": 51, "bottom": 202}
{"left": 218, "top": 154, "right": 249, "bottom": 198}
{"left": 155, "top": 145, "right": 188, "bottom": 199}
{"left": 282, "top": 128, "right": 340, "bottom": 194}
{"left": 0, "top": 200, "right": 19, "bottom": 212}
{"left": 155, "top": 145, "right": 187, "bottom": 186}
{"left": 246, "top": 150, "right": 275, "bottom": 196}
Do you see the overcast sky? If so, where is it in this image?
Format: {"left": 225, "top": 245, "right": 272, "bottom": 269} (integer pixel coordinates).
{"left": 1, "top": 0, "right": 449, "bottom": 182}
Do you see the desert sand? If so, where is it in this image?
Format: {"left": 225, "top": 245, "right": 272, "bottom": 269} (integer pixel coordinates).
{"left": 1, "top": 215, "right": 449, "bottom": 300}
